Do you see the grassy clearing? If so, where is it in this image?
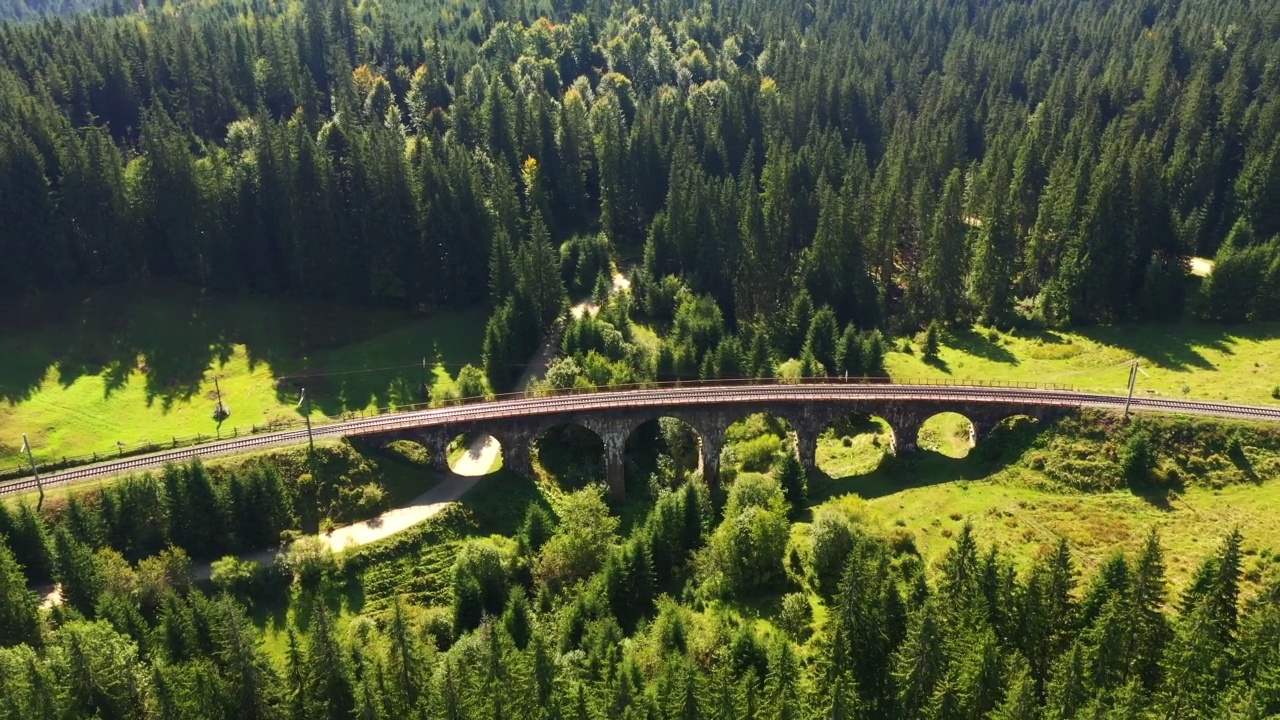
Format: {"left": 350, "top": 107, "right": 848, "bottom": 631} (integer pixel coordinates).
{"left": 807, "top": 410, "right": 1280, "bottom": 596}
{"left": 886, "top": 322, "right": 1280, "bottom": 405}
{"left": 0, "top": 283, "right": 486, "bottom": 469}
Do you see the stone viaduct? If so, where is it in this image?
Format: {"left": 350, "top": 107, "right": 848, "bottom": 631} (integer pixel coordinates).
{"left": 355, "top": 396, "right": 1070, "bottom": 501}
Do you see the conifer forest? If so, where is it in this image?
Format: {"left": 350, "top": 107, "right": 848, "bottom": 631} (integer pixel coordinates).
{"left": 4, "top": 0, "right": 1280, "bottom": 717}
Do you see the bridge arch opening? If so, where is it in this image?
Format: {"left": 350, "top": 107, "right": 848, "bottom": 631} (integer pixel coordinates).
{"left": 532, "top": 423, "right": 606, "bottom": 491}
{"left": 722, "top": 413, "right": 795, "bottom": 474}
{"left": 447, "top": 432, "right": 503, "bottom": 476}
{"left": 624, "top": 417, "right": 702, "bottom": 495}
{"left": 916, "top": 412, "right": 976, "bottom": 459}
{"left": 815, "top": 413, "right": 895, "bottom": 479}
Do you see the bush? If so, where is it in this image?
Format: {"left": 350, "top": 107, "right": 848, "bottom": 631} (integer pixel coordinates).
{"left": 209, "top": 556, "right": 260, "bottom": 597}
{"left": 536, "top": 487, "right": 619, "bottom": 590}
{"left": 1226, "top": 434, "right": 1244, "bottom": 461}
{"left": 724, "top": 474, "right": 787, "bottom": 519}
{"left": 777, "top": 593, "right": 813, "bottom": 641}
{"left": 344, "top": 483, "right": 387, "bottom": 519}
{"left": 279, "top": 536, "right": 336, "bottom": 591}
{"left": 808, "top": 509, "right": 855, "bottom": 599}
{"left": 1272, "top": 385, "right": 1280, "bottom": 400}
{"left": 543, "top": 356, "right": 586, "bottom": 390}
{"left": 1120, "top": 430, "right": 1154, "bottom": 485}
{"left": 776, "top": 452, "right": 807, "bottom": 515}
{"left": 451, "top": 539, "right": 511, "bottom": 633}
{"left": 699, "top": 505, "right": 790, "bottom": 597}
{"left": 455, "top": 364, "right": 493, "bottom": 401}
{"left": 735, "top": 434, "right": 782, "bottom": 472}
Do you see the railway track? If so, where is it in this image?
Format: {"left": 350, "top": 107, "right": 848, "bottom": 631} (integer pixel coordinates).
{"left": 3, "top": 383, "right": 1278, "bottom": 496}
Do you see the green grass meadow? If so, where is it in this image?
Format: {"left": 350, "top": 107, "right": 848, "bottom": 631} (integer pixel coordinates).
{"left": 887, "top": 322, "right": 1280, "bottom": 404}
{"left": 809, "top": 411, "right": 1280, "bottom": 596}
{"left": 0, "top": 283, "right": 486, "bottom": 469}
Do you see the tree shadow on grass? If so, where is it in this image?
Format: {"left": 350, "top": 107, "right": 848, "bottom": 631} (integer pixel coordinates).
{"left": 1074, "top": 321, "right": 1280, "bottom": 373}
{"left": 0, "top": 281, "right": 488, "bottom": 436}
{"left": 454, "top": 469, "right": 554, "bottom": 539}
{"left": 805, "top": 415, "right": 1054, "bottom": 514}
{"left": 946, "top": 328, "right": 1019, "bottom": 365}
{"left": 922, "top": 355, "right": 952, "bottom": 374}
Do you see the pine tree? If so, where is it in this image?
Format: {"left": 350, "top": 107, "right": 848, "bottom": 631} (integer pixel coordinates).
{"left": 502, "top": 588, "right": 532, "bottom": 651}
{"left": 1126, "top": 529, "right": 1170, "bottom": 689}
{"left": 914, "top": 169, "right": 968, "bottom": 324}
{"left": 0, "top": 540, "right": 41, "bottom": 647}
{"left": 775, "top": 452, "right": 806, "bottom": 518}
{"left": 53, "top": 528, "right": 101, "bottom": 618}
{"left": 991, "top": 656, "right": 1039, "bottom": 720}
{"left": 804, "top": 307, "right": 840, "bottom": 375}
{"left": 305, "top": 605, "right": 355, "bottom": 720}
{"left": 968, "top": 205, "right": 1016, "bottom": 326}
{"left": 384, "top": 596, "right": 427, "bottom": 715}
{"left": 836, "top": 324, "right": 863, "bottom": 376}
{"left": 922, "top": 321, "right": 942, "bottom": 362}
{"left": 893, "top": 601, "right": 947, "bottom": 718}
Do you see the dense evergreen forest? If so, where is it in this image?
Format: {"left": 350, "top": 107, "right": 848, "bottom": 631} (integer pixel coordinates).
{"left": 3, "top": 0, "right": 1280, "bottom": 352}
{"left": 0, "top": 0, "right": 110, "bottom": 24}
{"left": 4, "top": 459, "right": 1280, "bottom": 719}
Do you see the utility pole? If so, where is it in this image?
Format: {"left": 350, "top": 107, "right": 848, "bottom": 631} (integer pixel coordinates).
{"left": 300, "top": 388, "right": 315, "bottom": 453}
{"left": 21, "top": 434, "right": 44, "bottom": 511}
{"left": 213, "top": 376, "right": 228, "bottom": 421}
{"left": 1123, "top": 359, "right": 1148, "bottom": 420}
{"left": 419, "top": 357, "right": 428, "bottom": 401}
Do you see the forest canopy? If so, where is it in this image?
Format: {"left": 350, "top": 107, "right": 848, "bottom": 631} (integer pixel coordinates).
{"left": 2, "top": 0, "right": 1279, "bottom": 332}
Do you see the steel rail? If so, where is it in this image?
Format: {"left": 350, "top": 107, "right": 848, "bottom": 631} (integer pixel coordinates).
{"left": 3, "top": 383, "right": 1278, "bottom": 495}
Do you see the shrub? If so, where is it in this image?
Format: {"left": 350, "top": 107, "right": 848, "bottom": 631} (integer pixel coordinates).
{"left": 1120, "top": 430, "right": 1154, "bottom": 484}
{"left": 1272, "top": 385, "right": 1280, "bottom": 400}
{"left": 452, "top": 540, "right": 511, "bottom": 633}
{"left": 777, "top": 593, "right": 813, "bottom": 642}
{"left": 776, "top": 452, "right": 807, "bottom": 515}
{"left": 536, "top": 487, "right": 619, "bottom": 590}
{"left": 808, "top": 509, "right": 855, "bottom": 598}
{"left": 454, "top": 364, "right": 493, "bottom": 401}
{"left": 735, "top": 434, "right": 782, "bottom": 472}
{"left": 209, "top": 556, "right": 260, "bottom": 597}
{"left": 345, "top": 483, "right": 387, "bottom": 519}
{"left": 279, "top": 536, "right": 336, "bottom": 591}
{"left": 422, "top": 606, "right": 454, "bottom": 650}
{"left": 724, "top": 474, "right": 787, "bottom": 519}
{"left": 1226, "top": 434, "right": 1244, "bottom": 461}
{"left": 699, "top": 505, "right": 789, "bottom": 596}
{"left": 543, "top": 357, "right": 586, "bottom": 390}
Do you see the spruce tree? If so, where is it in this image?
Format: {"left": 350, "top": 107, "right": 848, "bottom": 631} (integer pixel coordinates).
{"left": 0, "top": 540, "right": 41, "bottom": 648}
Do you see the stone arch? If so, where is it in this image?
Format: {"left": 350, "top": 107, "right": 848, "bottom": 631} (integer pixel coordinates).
{"left": 530, "top": 421, "right": 607, "bottom": 491}
{"left": 621, "top": 414, "right": 717, "bottom": 498}
{"left": 446, "top": 431, "right": 504, "bottom": 476}
{"left": 915, "top": 412, "right": 977, "bottom": 458}
{"left": 814, "top": 411, "right": 897, "bottom": 478}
